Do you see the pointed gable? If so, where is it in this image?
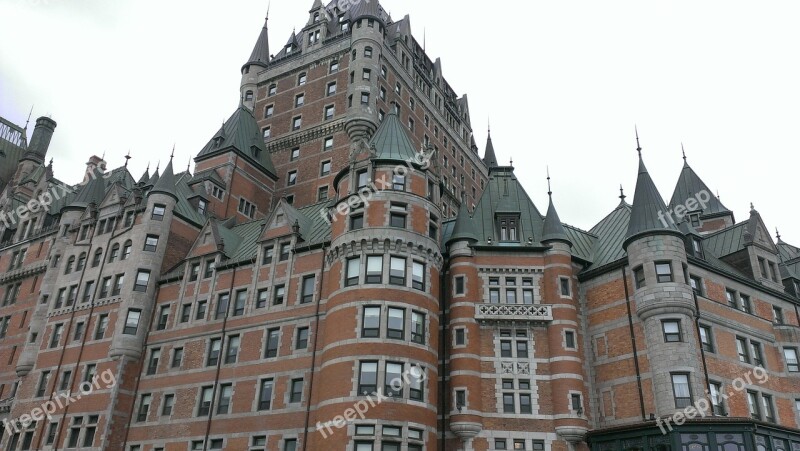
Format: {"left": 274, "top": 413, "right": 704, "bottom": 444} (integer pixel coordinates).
{"left": 669, "top": 158, "right": 732, "bottom": 219}
{"left": 196, "top": 106, "right": 277, "bottom": 179}
{"left": 469, "top": 166, "right": 545, "bottom": 247}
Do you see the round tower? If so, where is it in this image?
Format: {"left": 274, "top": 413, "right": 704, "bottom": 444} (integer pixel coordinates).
{"left": 343, "top": 4, "right": 386, "bottom": 143}
{"left": 541, "top": 193, "right": 589, "bottom": 446}
{"left": 444, "top": 206, "right": 484, "bottom": 446}
{"left": 309, "top": 114, "right": 441, "bottom": 450}
{"left": 108, "top": 160, "right": 177, "bottom": 360}
{"left": 623, "top": 154, "right": 704, "bottom": 418}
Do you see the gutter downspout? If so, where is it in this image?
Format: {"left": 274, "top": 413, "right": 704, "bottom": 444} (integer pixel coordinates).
{"left": 302, "top": 244, "right": 327, "bottom": 450}
{"left": 621, "top": 265, "right": 646, "bottom": 421}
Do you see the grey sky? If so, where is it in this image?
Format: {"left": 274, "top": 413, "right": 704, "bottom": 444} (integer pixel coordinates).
{"left": 1, "top": 0, "right": 797, "bottom": 242}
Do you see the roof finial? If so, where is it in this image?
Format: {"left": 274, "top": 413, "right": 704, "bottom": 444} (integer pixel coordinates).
{"left": 619, "top": 184, "right": 626, "bottom": 202}
{"left": 682, "top": 142, "right": 687, "bottom": 163}
{"left": 48, "top": 157, "right": 53, "bottom": 167}
{"left": 776, "top": 228, "right": 782, "bottom": 242}
{"left": 101, "top": 150, "right": 106, "bottom": 161}
{"left": 145, "top": 161, "right": 150, "bottom": 172}
{"left": 24, "top": 105, "right": 33, "bottom": 131}
{"left": 170, "top": 143, "right": 175, "bottom": 160}
{"left": 187, "top": 156, "right": 191, "bottom": 173}
{"left": 546, "top": 166, "right": 552, "bottom": 197}
{"left": 635, "top": 125, "right": 642, "bottom": 157}
{"left": 509, "top": 156, "right": 513, "bottom": 167}
{"left": 750, "top": 202, "right": 755, "bottom": 212}
{"left": 266, "top": 0, "right": 270, "bottom": 20}
{"left": 488, "top": 116, "right": 491, "bottom": 134}
{"left": 423, "top": 27, "right": 426, "bottom": 52}
{"left": 124, "top": 149, "right": 131, "bottom": 168}
{"left": 716, "top": 189, "right": 720, "bottom": 200}
{"left": 155, "top": 160, "right": 160, "bottom": 172}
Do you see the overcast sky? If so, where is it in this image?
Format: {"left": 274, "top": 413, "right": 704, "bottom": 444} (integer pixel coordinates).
{"left": 1, "top": 0, "right": 797, "bottom": 243}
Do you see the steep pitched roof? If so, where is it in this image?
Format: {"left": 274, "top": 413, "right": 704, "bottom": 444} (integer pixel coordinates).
{"left": 370, "top": 111, "right": 418, "bottom": 162}
{"left": 196, "top": 106, "right": 277, "bottom": 178}
{"left": 137, "top": 166, "right": 150, "bottom": 184}
{"left": 669, "top": 158, "right": 732, "bottom": 219}
{"left": 447, "top": 204, "right": 478, "bottom": 244}
{"left": 244, "top": 15, "right": 271, "bottom": 69}
{"left": 469, "top": 166, "right": 545, "bottom": 247}
{"left": 587, "top": 201, "right": 632, "bottom": 269}
{"left": 541, "top": 194, "right": 571, "bottom": 244}
{"left": 66, "top": 173, "right": 106, "bottom": 210}
{"left": 483, "top": 133, "right": 498, "bottom": 167}
{"left": 150, "top": 159, "right": 177, "bottom": 200}
{"left": 624, "top": 157, "right": 680, "bottom": 248}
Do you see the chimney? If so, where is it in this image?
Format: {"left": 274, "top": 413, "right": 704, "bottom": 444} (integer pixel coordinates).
{"left": 83, "top": 155, "right": 108, "bottom": 183}
{"left": 24, "top": 117, "right": 57, "bottom": 162}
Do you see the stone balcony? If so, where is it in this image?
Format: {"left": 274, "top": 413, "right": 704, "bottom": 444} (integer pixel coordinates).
{"left": 474, "top": 303, "right": 553, "bottom": 324}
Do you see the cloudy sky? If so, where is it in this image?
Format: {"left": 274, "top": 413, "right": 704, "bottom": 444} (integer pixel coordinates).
{"left": 1, "top": 0, "right": 798, "bottom": 242}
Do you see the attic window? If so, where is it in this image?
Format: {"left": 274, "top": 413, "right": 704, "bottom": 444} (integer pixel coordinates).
{"left": 213, "top": 137, "right": 224, "bottom": 147}
{"left": 498, "top": 216, "right": 519, "bottom": 242}
{"left": 690, "top": 213, "right": 700, "bottom": 227}
{"left": 313, "top": 12, "right": 320, "bottom": 22}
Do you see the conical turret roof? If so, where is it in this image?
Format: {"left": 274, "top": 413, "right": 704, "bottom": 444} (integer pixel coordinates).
{"left": 150, "top": 158, "right": 177, "bottom": 200}
{"left": 542, "top": 194, "right": 571, "bottom": 245}
{"left": 244, "top": 15, "right": 270, "bottom": 69}
{"left": 624, "top": 156, "right": 681, "bottom": 248}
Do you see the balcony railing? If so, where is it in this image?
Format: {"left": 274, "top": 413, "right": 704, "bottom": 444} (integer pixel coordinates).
{"left": 475, "top": 303, "right": 553, "bottom": 323}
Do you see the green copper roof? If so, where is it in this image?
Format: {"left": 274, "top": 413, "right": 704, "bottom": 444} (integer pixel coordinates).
{"left": 196, "top": 106, "right": 276, "bottom": 178}
{"left": 370, "top": 111, "right": 418, "bottom": 163}
{"left": 586, "top": 201, "right": 632, "bottom": 269}
{"left": 541, "top": 195, "right": 571, "bottom": 244}
{"left": 669, "top": 159, "right": 731, "bottom": 218}
{"left": 150, "top": 159, "right": 177, "bottom": 200}
{"left": 624, "top": 157, "right": 680, "bottom": 248}
{"left": 447, "top": 204, "right": 478, "bottom": 244}
{"left": 483, "top": 133, "right": 498, "bottom": 168}
{"left": 138, "top": 167, "right": 150, "bottom": 184}
{"left": 468, "top": 166, "right": 544, "bottom": 247}
{"left": 67, "top": 173, "right": 106, "bottom": 210}
{"left": 245, "top": 16, "right": 271, "bottom": 69}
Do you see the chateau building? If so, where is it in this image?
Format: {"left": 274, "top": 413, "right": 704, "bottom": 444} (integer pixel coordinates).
{"left": 1, "top": 1, "right": 799, "bottom": 450}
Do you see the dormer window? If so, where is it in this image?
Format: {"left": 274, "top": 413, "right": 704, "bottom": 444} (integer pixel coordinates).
{"left": 692, "top": 238, "right": 704, "bottom": 259}
{"left": 313, "top": 12, "right": 320, "bottom": 22}
{"left": 498, "top": 216, "right": 519, "bottom": 242}
{"left": 285, "top": 44, "right": 293, "bottom": 54}
{"left": 213, "top": 137, "right": 223, "bottom": 147}
{"left": 690, "top": 214, "right": 700, "bottom": 227}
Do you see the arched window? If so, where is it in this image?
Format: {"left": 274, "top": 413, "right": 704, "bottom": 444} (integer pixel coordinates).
{"left": 76, "top": 252, "right": 86, "bottom": 270}
{"left": 108, "top": 243, "right": 120, "bottom": 263}
{"left": 245, "top": 90, "right": 254, "bottom": 101}
{"left": 65, "top": 256, "right": 75, "bottom": 274}
{"left": 92, "top": 248, "right": 103, "bottom": 267}
{"left": 122, "top": 240, "right": 132, "bottom": 260}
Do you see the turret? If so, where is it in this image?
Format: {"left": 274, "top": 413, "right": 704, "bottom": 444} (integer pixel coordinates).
{"left": 241, "top": 10, "right": 271, "bottom": 111}
{"left": 21, "top": 116, "right": 56, "bottom": 164}
{"left": 109, "top": 158, "right": 177, "bottom": 360}
{"left": 623, "top": 135, "right": 704, "bottom": 418}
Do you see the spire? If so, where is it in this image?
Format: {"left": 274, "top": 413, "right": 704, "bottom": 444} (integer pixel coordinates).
{"left": 541, "top": 170, "right": 571, "bottom": 245}
{"left": 138, "top": 163, "right": 150, "bottom": 185}
{"left": 635, "top": 125, "right": 642, "bottom": 157}
{"left": 624, "top": 143, "right": 681, "bottom": 249}
{"left": 148, "top": 163, "right": 160, "bottom": 187}
{"left": 244, "top": 8, "right": 271, "bottom": 70}
{"left": 681, "top": 142, "right": 688, "bottom": 167}
{"left": 150, "top": 154, "right": 177, "bottom": 200}
{"left": 483, "top": 131, "right": 498, "bottom": 168}
{"left": 669, "top": 146, "right": 732, "bottom": 219}
{"left": 124, "top": 150, "right": 131, "bottom": 168}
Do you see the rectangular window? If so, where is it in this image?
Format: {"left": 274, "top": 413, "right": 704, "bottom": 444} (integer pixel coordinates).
{"left": 217, "top": 384, "right": 232, "bottom": 414}
{"left": 289, "top": 379, "right": 303, "bottom": 403}
{"left": 655, "top": 261, "right": 673, "bottom": 283}
{"left": 143, "top": 235, "right": 158, "bottom": 252}
{"left": 207, "top": 338, "right": 221, "bottom": 366}
{"left": 324, "top": 105, "right": 335, "bottom": 120}
{"left": 258, "top": 378, "right": 273, "bottom": 410}
{"left": 365, "top": 255, "right": 383, "bottom": 284}
{"left": 350, "top": 213, "right": 364, "bottom": 231}
{"left": 132, "top": 270, "right": 150, "bottom": 293}
{"left": 327, "top": 82, "right": 337, "bottom": 96}
{"left": 516, "top": 340, "right": 529, "bottom": 358}
{"left": 726, "top": 289, "right": 737, "bottom": 309}
{"left": 736, "top": 337, "right": 750, "bottom": 363}
{"left": 565, "top": 330, "right": 576, "bottom": 349}
{"left": 751, "top": 341, "right": 764, "bottom": 367}
{"left": 662, "top": 320, "right": 681, "bottom": 342}
{"left": 273, "top": 285, "right": 285, "bottom": 305}
{"left": 672, "top": 373, "right": 691, "bottom": 408}
{"left": 233, "top": 290, "right": 246, "bottom": 316}
{"left": 740, "top": 294, "right": 752, "bottom": 314}
{"left": 784, "top": 347, "right": 799, "bottom": 372}
{"left": 762, "top": 393, "right": 775, "bottom": 422}
{"left": 36, "top": 371, "right": 50, "bottom": 397}
{"left": 318, "top": 186, "right": 329, "bottom": 201}
{"left": 357, "top": 170, "right": 369, "bottom": 188}
{"left": 215, "top": 293, "right": 229, "bottom": 319}
{"left": 162, "top": 394, "right": 175, "bottom": 416}
{"left": 265, "top": 328, "right": 280, "bottom": 358}
{"left": 147, "top": 348, "right": 160, "bottom": 375}
{"left": 256, "top": 289, "right": 268, "bottom": 309}
{"left": 358, "top": 361, "right": 378, "bottom": 394}
{"left": 560, "top": 277, "right": 571, "bottom": 296}
{"left": 748, "top": 390, "right": 761, "bottom": 420}
{"left": 324, "top": 136, "right": 334, "bottom": 151}
{"left": 95, "top": 314, "right": 108, "bottom": 340}
{"left": 519, "top": 393, "right": 532, "bottom": 414}
{"left": 225, "top": 335, "right": 240, "bottom": 364}
{"left": 50, "top": 323, "right": 63, "bottom": 348}
{"left": 296, "top": 327, "right": 309, "bottom": 350}
{"left": 196, "top": 300, "right": 207, "bottom": 320}
{"left": 262, "top": 246, "right": 274, "bottom": 265}
{"left": 634, "top": 266, "right": 646, "bottom": 289}
{"left": 506, "top": 289, "right": 517, "bottom": 304}
{"left": 360, "top": 92, "right": 370, "bottom": 105}
{"left": 455, "top": 276, "right": 465, "bottom": 295}
{"left": 152, "top": 204, "right": 166, "bottom": 220}
{"left": 500, "top": 340, "right": 513, "bottom": 358}
{"left": 172, "top": 348, "right": 183, "bottom": 368}
{"left": 689, "top": 275, "right": 703, "bottom": 296}
{"left": 362, "top": 306, "right": 380, "bottom": 338}
{"left": 773, "top": 306, "right": 784, "bottom": 324}
{"left": 198, "top": 386, "right": 213, "bottom": 416}
{"left": 411, "top": 261, "right": 425, "bottom": 290}
{"left": 387, "top": 307, "right": 404, "bottom": 339}
{"left": 156, "top": 305, "right": 169, "bottom": 330}
{"left": 389, "top": 257, "right": 406, "bottom": 285}
{"left": 411, "top": 311, "right": 425, "bottom": 344}
{"left": 123, "top": 310, "right": 141, "bottom": 335}
{"left": 503, "top": 393, "right": 515, "bottom": 413}
{"left": 709, "top": 382, "right": 725, "bottom": 415}
{"left": 320, "top": 161, "right": 331, "bottom": 176}
{"left": 346, "top": 257, "right": 361, "bottom": 286}
{"left": 385, "top": 362, "right": 403, "bottom": 397}
{"left": 136, "top": 394, "right": 151, "bottom": 422}
{"left": 292, "top": 116, "right": 302, "bottom": 130}
{"left": 300, "top": 275, "right": 315, "bottom": 304}
{"left": 699, "top": 325, "right": 714, "bottom": 353}
{"left": 409, "top": 367, "right": 424, "bottom": 401}
{"left": 455, "top": 328, "right": 465, "bottom": 345}
{"left": 287, "top": 171, "right": 297, "bottom": 186}
{"left": 279, "top": 243, "right": 290, "bottom": 261}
